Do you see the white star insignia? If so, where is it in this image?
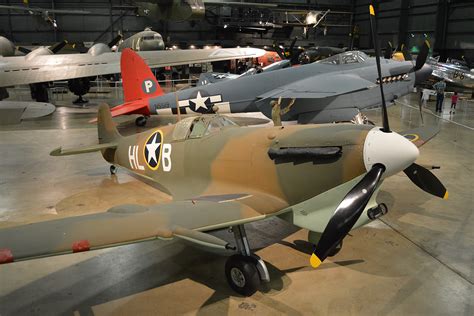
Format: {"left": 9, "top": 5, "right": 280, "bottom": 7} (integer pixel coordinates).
{"left": 145, "top": 134, "right": 161, "bottom": 164}
{"left": 190, "top": 91, "right": 209, "bottom": 111}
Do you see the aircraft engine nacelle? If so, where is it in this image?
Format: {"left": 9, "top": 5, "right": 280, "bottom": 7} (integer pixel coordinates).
{"left": 25, "top": 47, "right": 53, "bottom": 61}
{"left": 87, "top": 43, "right": 112, "bottom": 56}
{"left": 0, "top": 36, "right": 16, "bottom": 57}
{"left": 134, "top": 0, "right": 204, "bottom": 21}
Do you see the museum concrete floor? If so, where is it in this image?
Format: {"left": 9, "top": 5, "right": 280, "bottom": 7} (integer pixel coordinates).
{"left": 0, "top": 89, "right": 473, "bottom": 315}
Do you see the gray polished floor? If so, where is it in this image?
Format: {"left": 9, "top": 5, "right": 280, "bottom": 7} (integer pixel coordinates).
{"left": 0, "top": 89, "right": 472, "bottom": 315}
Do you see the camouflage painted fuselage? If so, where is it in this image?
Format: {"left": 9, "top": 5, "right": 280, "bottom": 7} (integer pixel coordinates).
{"left": 105, "top": 120, "right": 371, "bottom": 212}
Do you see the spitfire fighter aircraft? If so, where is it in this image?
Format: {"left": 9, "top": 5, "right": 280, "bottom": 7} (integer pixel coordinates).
{"left": 0, "top": 6, "right": 447, "bottom": 296}
{"left": 109, "top": 40, "right": 432, "bottom": 127}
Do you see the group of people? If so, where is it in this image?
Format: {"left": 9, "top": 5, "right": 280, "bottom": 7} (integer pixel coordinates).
{"left": 430, "top": 79, "right": 459, "bottom": 114}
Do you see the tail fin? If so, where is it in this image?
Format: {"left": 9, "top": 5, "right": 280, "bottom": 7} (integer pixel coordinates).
{"left": 121, "top": 48, "right": 164, "bottom": 102}
{"left": 98, "top": 103, "right": 122, "bottom": 144}
{"left": 51, "top": 104, "right": 120, "bottom": 157}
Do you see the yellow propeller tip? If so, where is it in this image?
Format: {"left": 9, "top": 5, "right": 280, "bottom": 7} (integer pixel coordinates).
{"left": 310, "top": 254, "right": 322, "bottom": 268}
{"left": 369, "top": 5, "right": 375, "bottom": 16}
{"left": 443, "top": 191, "right": 449, "bottom": 200}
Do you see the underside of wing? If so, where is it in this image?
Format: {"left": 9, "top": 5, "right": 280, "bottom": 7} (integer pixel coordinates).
{"left": 0, "top": 48, "right": 264, "bottom": 87}
{"left": 0, "top": 194, "right": 286, "bottom": 264}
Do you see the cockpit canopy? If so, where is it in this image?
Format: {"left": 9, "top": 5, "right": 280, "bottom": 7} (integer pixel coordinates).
{"left": 317, "top": 51, "right": 369, "bottom": 65}
{"left": 172, "top": 115, "right": 238, "bottom": 140}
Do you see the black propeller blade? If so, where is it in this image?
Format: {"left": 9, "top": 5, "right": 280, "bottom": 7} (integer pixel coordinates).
{"left": 310, "top": 164, "right": 385, "bottom": 268}
{"left": 288, "top": 37, "right": 298, "bottom": 57}
{"left": 17, "top": 46, "right": 31, "bottom": 54}
{"left": 108, "top": 34, "right": 123, "bottom": 48}
{"left": 401, "top": 44, "right": 412, "bottom": 61}
{"left": 272, "top": 41, "right": 286, "bottom": 60}
{"left": 403, "top": 163, "right": 448, "bottom": 199}
{"left": 368, "top": 4, "right": 390, "bottom": 133}
{"left": 383, "top": 41, "right": 393, "bottom": 59}
{"left": 49, "top": 40, "right": 68, "bottom": 54}
{"left": 414, "top": 40, "right": 430, "bottom": 71}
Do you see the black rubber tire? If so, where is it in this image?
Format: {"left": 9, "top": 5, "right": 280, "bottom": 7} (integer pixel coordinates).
{"left": 110, "top": 165, "right": 117, "bottom": 175}
{"left": 135, "top": 116, "right": 147, "bottom": 127}
{"left": 328, "top": 240, "right": 343, "bottom": 257}
{"left": 225, "top": 254, "right": 260, "bottom": 296}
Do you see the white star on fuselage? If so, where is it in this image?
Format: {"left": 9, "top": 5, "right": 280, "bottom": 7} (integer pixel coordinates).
{"left": 190, "top": 91, "right": 209, "bottom": 111}
{"left": 146, "top": 134, "right": 161, "bottom": 164}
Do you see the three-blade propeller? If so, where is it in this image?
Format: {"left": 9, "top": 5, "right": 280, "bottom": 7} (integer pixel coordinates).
{"left": 310, "top": 4, "right": 447, "bottom": 268}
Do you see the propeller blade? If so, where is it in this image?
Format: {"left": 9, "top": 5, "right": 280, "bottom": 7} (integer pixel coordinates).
{"left": 49, "top": 40, "right": 67, "bottom": 54}
{"left": 402, "top": 44, "right": 412, "bottom": 61}
{"left": 368, "top": 4, "right": 390, "bottom": 133}
{"left": 310, "top": 164, "right": 385, "bottom": 268}
{"left": 403, "top": 163, "right": 448, "bottom": 199}
{"left": 17, "top": 46, "right": 31, "bottom": 54}
{"left": 288, "top": 37, "right": 298, "bottom": 57}
{"left": 414, "top": 40, "right": 430, "bottom": 71}
{"left": 383, "top": 41, "right": 393, "bottom": 59}
{"left": 108, "top": 34, "right": 123, "bottom": 48}
{"left": 272, "top": 41, "right": 286, "bottom": 60}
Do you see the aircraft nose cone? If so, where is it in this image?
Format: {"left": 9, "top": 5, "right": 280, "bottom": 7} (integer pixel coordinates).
{"left": 415, "top": 64, "right": 432, "bottom": 84}
{"left": 363, "top": 127, "right": 419, "bottom": 177}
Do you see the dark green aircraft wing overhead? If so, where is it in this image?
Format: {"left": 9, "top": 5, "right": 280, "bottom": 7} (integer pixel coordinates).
{"left": 257, "top": 74, "right": 376, "bottom": 100}
{"left": 0, "top": 195, "right": 287, "bottom": 264}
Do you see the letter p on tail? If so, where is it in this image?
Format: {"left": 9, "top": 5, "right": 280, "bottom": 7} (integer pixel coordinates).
{"left": 121, "top": 48, "right": 164, "bottom": 102}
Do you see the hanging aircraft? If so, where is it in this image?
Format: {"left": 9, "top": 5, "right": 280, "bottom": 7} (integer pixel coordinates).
{"left": 0, "top": 38, "right": 264, "bottom": 102}
{"left": 0, "top": 5, "right": 447, "bottom": 297}
{"left": 107, "top": 40, "right": 432, "bottom": 127}
{"left": 0, "top": 3, "right": 90, "bottom": 29}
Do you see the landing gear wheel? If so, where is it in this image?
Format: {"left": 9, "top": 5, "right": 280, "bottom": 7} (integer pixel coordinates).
{"left": 135, "top": 116, "right": 147, "bottom": 127}
{"left": 225, "top": 254, "right": 260, "bottom": 296}
{"left": 328, "top": 240, "right": 343, "bottom": 257}
{"left": 110, "top": 165, "right": 118, "bottom": 175}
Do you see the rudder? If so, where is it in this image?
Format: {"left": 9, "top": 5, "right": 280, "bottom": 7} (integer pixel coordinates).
{"left": 121, "top": 48, "right": 164, "bottom": 102}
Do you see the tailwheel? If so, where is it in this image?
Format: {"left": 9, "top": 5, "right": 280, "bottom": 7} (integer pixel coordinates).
{"left": 225, "top": 254, "right": 260, "bottom": 296}
{"left": 110, "top": 165, "right": 118, "bottom": 175}
{"left": 135, "top": 116, "right": 147, "bottom": 127}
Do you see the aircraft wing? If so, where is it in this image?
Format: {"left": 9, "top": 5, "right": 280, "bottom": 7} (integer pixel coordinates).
{"left": 257, "top": 73, "right": 377, "bottom": 100}
{"left": 0, "top": 193, "right": 287, "bottom": 263}
{"left": 0, "top": 47, "right": 265, "bottom": 87}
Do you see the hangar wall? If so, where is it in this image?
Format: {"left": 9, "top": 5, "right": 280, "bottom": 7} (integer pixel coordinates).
{"left": 353, "top": 0, "right": 474, "bottom": 61}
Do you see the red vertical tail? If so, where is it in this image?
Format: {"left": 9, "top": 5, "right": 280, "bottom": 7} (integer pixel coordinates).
{"left": 120, "top": 48, "right": 164, "bottom": 102}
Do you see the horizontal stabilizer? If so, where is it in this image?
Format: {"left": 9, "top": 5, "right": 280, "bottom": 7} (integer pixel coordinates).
{"left": 50, "top": 142, "right": 117, "bottom": 156}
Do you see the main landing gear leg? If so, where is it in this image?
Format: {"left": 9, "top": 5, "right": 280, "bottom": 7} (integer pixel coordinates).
{"left": 225, "top": 225, "right": 270, "bottom": 296}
